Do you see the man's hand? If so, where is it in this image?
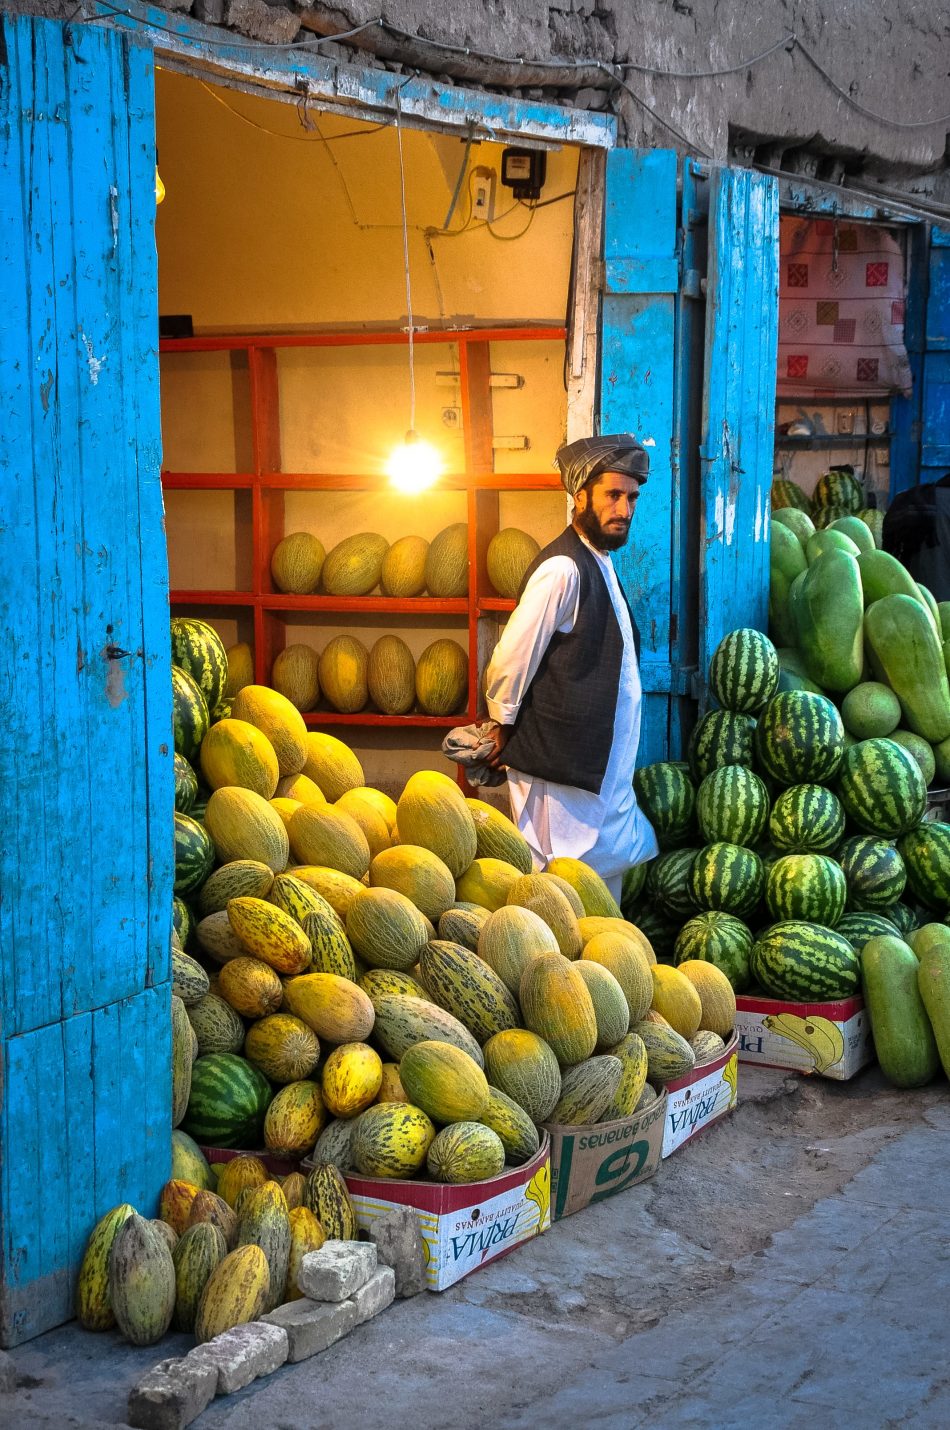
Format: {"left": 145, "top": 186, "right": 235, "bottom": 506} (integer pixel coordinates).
{"left": 484, "top": 722, "right": 512, "bottom": 771}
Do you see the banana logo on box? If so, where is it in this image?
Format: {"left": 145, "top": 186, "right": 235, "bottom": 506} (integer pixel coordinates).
{"left": 524, "top": 1163, "right": 550, "bottom": 1232}
{"left": 762, "top": 1012, "right": 844, "bottom": 1073}
{"left": 721, "top": 1053, "right": 738, "bottom": 1108}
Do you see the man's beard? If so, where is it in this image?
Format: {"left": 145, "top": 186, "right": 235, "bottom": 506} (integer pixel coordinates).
{"left": 574, "top": 505, "right": 630, "bottom": 552}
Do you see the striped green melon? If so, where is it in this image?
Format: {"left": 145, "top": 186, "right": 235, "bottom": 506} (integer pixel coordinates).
{"left": 765, "top": 854, "right": 847, "bottom": 925}
{"left": 634, "top": 1019, "right": 695, "bottom": 1083}
{"left": 549, "top": 1055, "right": 623, "bottom": 1125}
{"left": 486, "top": 528, "right": 540, "bottom": 599}
{"left": 479, "top": 1086, "right": 540, "bottom": 1164}
{"left": 345, "top": 887, "right": 429, "bottom": 970}
{"left": 835, "top": 911, "right": 902, "bottom": 951}
{"left": 465, "top": 799, "right": 533, "bottom": 874}
{"left": 709, "top": 628, "right": 780, "bottom": 714}
{"left": 438, "top": 902, "right": 491, "bottom": 950}
{"left": 182, "top": 1053, "right": 273, "bottom": 1149}
{"left": 198, "top": 860, "right": 275, "bottom": 917}
{"left": 319, "top": 636, "right": 369, "bottom": 714}
{"left": 321, "top": 533, "right": 389, "bottom": 596}
{"left": 836, "top": 738, "right": 928, "bottom": 837}
{"left": 427, "top": 1122, "right": 505, "bottom": 1183}
{"left": 399, "top": 1041, "right": 490, "bottom": 1125}
{"left": 769, "top": 784, "right": 845, "bottom": 854}
{"left": 269, "top": 871, "right": 337, "bottom": 928}
{"left": 897, "top": 822, "right": 950, "bottom": 910}
{"left": 837, "top": 836, "right": 907, "bottom": 911}
{"left": 415, "top": 640, "right": 468, "bottom": 716}
{"left": 270, "top": 532, "right": 326, "bottom": 594}
{"left": 687, "top": 710, "right": 756, "bottom": 783}
{"left": 174, "top": 754, "right": 198, "bottom": 814}
{"left": 772, "top": 477, "right": 810, "bottom": 512}
{"left": 397, "top": 771, "right": 477, "bottom": 879}
{"left": 814, "top": 467, "right": 863, "bottom": 512}
{"left": 478, "top": 904, "right": 559, "bottom": 994}
{"left": 573, "top": 963, "right": 629, "bottom": 1051}
{"left": 380, "top": 535, "right": 428, "bottom": 598}
{"left": 688, "top": 843, "right": 764, "bottom": 917}
{"left": 632, "top": 762, "right": 696, "bottom": 848}
{"left": 271, "top": 644, "right": 321, "bottom": 713}
{"left": 172, "top": 950, "right": 210, "bottom": 1007}
{"left": 754, "top": 691, "right": 845, "bottom": 785}
{"left": 841, "top": 682, "right": 901, "bottom": 740}
{"left": 302, "top": 733, "right": 364, "bottom": 802}
{"left": 696, "top": 764, "right": 770, "bottom": 846}
{"left": 367, "top": 635, "right": 415, "bottom": 715}
{"left": 603, "top": 1033, "right": 649, "bottom": 1118}
{"left": 419, "top": 939, "right": 520, "bottom": 1044}
{"left": 174, "top": 813, "right": 215, "bottom": 897}
{"left": 352, "top": 1102, "right": 436, "bottom": 1178}
{"left": 371, "top": 845, "right": 457, "bottom": 920}
{"left": 371, "top": 995, "right": 485, "bottom": 1066}
{"left": 204, "top": 786, "right": 290, "bottom": 873}
{"left": 750, "top": 921, "right": 861, "bottom": 1000}
{"left": 359, "top": 968, "right": 427, "bottom": 1006}
{"left": 171, "top": 618, "right": 229, "bottom": 719}
{"left": 482, "top": 1028, "right": 561, "bottom": 1122}
{"left": 519, "top": 953, "right": 597, "bottom": 1066}
{"left": 674, "top": 911, "right": 753, "bottom": 993}
{"left": 424, "top": 523, "right": 468, "bottom": 597}
{"left": 172, "top": 665, "right": 211, "bottom": 764}
{"left": 186, "top": 994, "right": 245, "bottom": 1055}
{"left": 646, "top": 848, "right": 701, "bottom": 920}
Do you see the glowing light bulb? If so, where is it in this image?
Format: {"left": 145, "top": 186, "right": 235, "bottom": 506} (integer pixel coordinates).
{"left": 155, "top": 167, "right": 166, "bottom": 205}
{"left": 387, "top": 430, "right": 442, "bottom": 494}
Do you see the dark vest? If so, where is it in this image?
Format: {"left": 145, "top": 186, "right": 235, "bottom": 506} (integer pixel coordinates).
{"left": 501, "top": 525, "right": 640, "bottom": 795}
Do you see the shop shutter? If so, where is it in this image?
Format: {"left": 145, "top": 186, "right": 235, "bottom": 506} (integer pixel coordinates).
{"left": 0, "top": 16, "right": 171, "bottom": 1343}
{"left": 698, "top": 167, "right": 779, "bottom": 684}
{"left": 920, "top": 228, "right": 950, "bottom": 479}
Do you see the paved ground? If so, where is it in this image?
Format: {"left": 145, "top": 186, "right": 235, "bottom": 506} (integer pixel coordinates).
{"left": 5, "top": 1063, "right": 949, "bottom": 1429}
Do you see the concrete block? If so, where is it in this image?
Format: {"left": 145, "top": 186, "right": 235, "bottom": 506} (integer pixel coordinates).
{"left": 369, "top": 1207, "right": 427, "bottom": 1298}
{"left": 224, "top": 0, "right": 300, "bottom": 45}
{"left": 261, "top": 1297, "right": 358, "bottom": 1363}
{"left": 349, "top": 1265, "right": 396, "bottom": 1325}
{"left": 0, "top": 1350, "right": 15, "bottom": 1393}
{"left": 127, "top": 1356, "right": 217, "bottom": 1430}
{"left": 298, "top": 1239, "right": 377, "bottom": 1302}
{"left": 187, "top": 1322, "right": 288, "bottom": 1395}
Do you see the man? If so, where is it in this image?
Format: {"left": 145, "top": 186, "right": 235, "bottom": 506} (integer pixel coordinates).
{"left": 483, "top": 433, "right": 659, "bottom": 901}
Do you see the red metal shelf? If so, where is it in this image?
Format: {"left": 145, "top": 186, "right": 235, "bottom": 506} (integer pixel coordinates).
{"left": 161, "top": 472, "right": 563, "bottom": 493}
{"left": 160, "top": 327, "right": 566, "bottom": 354}
{"left": 478, "top": 596, "right": 516, "bottom": 613}
{"left": 170, "top": 591, "right": 255, "bottom": 606}
{"left": 263, "top": 595, "right": 469, "bottom": 615}
{"left": 162, "top": 473, "right": 255, "bottom": 490}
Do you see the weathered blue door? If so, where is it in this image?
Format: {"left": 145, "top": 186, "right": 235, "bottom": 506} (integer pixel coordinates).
{"left": 0, "top": 16, "right": 171, "bottom": 1344}
{"left": 920, "top": 228, "right": 950, "bottom": 482}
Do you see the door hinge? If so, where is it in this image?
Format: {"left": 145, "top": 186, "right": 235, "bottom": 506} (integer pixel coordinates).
{"left": 681, "top": 268, "right": 706, "bottom": 300}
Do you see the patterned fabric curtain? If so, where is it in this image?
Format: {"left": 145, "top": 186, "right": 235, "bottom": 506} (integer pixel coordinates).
{"left": 777, "top": 217, "right": 912, "bottom": 397}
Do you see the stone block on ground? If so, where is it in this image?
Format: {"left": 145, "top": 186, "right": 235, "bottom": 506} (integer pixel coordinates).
{"left": 0, "top": 1350, "right": 15, "bottom": 1393}
{"left": 127, "top": 1356, "right": 217, "bottom": 1430}
{"left": 349, "top": 1265, "right": 396, "bottom": 1325}
{"left": 297, "top": 1239, "right": 377, "bottom": 1302}
{"left": 261, "top": 1297, "right": 358, "bottom": 1363}
{"left": 187, "top": 1322, "right": 288, "bottom": 1395}
{"left": 369, "top": 1207, "right": 428, "bottom": 1297}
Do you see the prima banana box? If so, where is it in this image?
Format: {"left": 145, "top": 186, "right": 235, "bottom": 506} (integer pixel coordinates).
{"left": 542, "top": 1090, "right": 666, "bottom": 1220}
{"left": 734, "top": 994, "right": 872, "bottom": 1081}
{"left": 661, "top": 1034, "right": 739, "bottom": 1158}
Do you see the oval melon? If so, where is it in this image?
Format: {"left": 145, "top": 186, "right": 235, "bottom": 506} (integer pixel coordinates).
{"left": 302, "top": 733, "right": 365, "bottom": 802}
{"left": 370, "top": 845, "right": 457, "bottom": 921}
{"left": 289, "top": 805, "right": 371, "bottom": 880}
{"left": 415, "top": 639, "right": 468, "bottom": 716}
{"left": 351, "top": 1103, "right": 435, "bottom": 1178}
{"left": 676, "top": 960, "right": 737, "bottom": 1040}
{"left": 200, "top": 719, "right": 279, "bottom": 798}
{"left": 367, "top": 635, "right": 416, "bottom": 715}
{"left": 519, "top": 952, "right": 598, "bottom": 1066}
{"left": 346, "top": 887, "right": 430, "bottom": 970}
{"left": 380, "top": 534, "right": 429, "bottom": 597}
{"left": 483, "top": 1028, "right": 561, "bottom": 1122}
{"left": 486, "top": 527, "right": 540, "bottom": 599}
{"left": 225, "top": 642, "right": 254, "bottom": 698}
{"left": 478, "top": 904, "right": 560, "bottom": 993}
{"left": 397, "top": 770, "right": 477, "bottom": 879}
{"left": 424, "top": 522, "right": 468, "bottom": 597}
{"left": 399, "top": 1041, "right": 490, "bottom": 1125}
{"left": 322, "top": 533, "right": 389, "bottom": 596}
{"left": 271, "top": 644, "right": 321, "bottom": 713}
{"left": 466, "top": 798, "right": 533, "bottom": 874}
{"left": 231, "top": 686, "right": 308, "bottom": 777}
{"left": 335, "top": 791, "right": 391, "bottom": 857}
{"left": 271, "top": 532, "right": 325, "bottom": 594}
{"left": 506, "top": 874, "right": 582, "bottom": 959}
{"left": 204, "top": 786, "right": 290, "bottom": 873}
{"left": 319, "top": 636, "right": 369, "bottom": 714}
{"left": 456, "top": 857, "right": 524, "bottom": 911}
{"left": 427, "top": 1122, "right": 505, "bottom": 1183}
{"left": 582, "top": 932, "right": 653, "bottom": 1022}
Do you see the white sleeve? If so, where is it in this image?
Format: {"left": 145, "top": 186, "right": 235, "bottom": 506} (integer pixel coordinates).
{"left": 484, "top": 556, "right": 580, "bottom": 725}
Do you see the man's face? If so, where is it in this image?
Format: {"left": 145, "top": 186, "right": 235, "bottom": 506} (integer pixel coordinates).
{"left": 573, "top": 471, "right": 641, "bottom": 551}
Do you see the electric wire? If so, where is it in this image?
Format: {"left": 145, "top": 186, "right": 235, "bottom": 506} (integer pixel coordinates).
{"left": 393, "top": 84, "right": 416, "bottom": 430}
{"left": 197, "top": 80, "right": 389, "bottom": 141}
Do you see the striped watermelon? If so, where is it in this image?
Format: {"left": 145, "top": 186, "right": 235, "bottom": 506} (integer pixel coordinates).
{"left": 172, "top": 895, "right": 195, "bottom": 950}
{"left": 174, "top": 812, "right": 215, "bottom": 897}
{"left": 769, "top": 784, "right": 845, "bottom": 854}
{"left": 836, "top": 738, "right": 928, "bottom": 837}
{"left": 836, "top": 836, "right": 907, "bottom": 911}
{"left": 835, "top": 910, "right": 902, "bottom": 950}
{"left": 632, "top": 762, "right": 696, "bottom": 849}
{"left": 674, "top": 911, "right": 753, "bottom": 993}
{"left": 630, "top": 906, "right": 680, "bottom": 962}
{"left": 688, "top": 843, "right": 764, "bottom": 918}
{"left": 687, "top": 710, "right": 756, "bottom": 783}
{"left": 171, "top": 617, "right": 229, "bottom": 716}
{"left": 696, "top": 765, "right": 769, "bottom": 847}
{"left": 174, "top": 753, "right": 198, "bottom": 814}
{"left": 765, "top": 854, "right": 847, "bottom": 926}
{"left": 771, "top": 477, "right": 810, "bottom": 512}
{"left": 754, "top": 691, "right": 845, "bottom": 785}
{"left": 709, "top": 629, "right": 780, "bottom": 714}
{"left": 896, "top": 822, "right": 950, "bottom": 910}
{"left": 646, "top": 848, "right": 701, "bottom": 920}
{"left": 881, "top": 901, "right": 920, "bottom": 935}
{"left": 182, "top": 1052, "right": 273, "bottom": 1149}
{"left": 750, "top": 921, "right": 861, "bottom": 1000}
{"left": 172, "top": 665, "right": 210, "bottom": 764}
{"left": 620, "top": 862, "right": 649, "bottom": 917}
{"left": 813, "top": 468, "right": 863, "bottom": 513}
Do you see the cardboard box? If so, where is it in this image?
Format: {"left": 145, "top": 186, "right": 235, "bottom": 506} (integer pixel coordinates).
{"left": 734, "top": 993, "right": 873, "bottom": 1081}
{"left": 337, "top": 1136, "right": 550, "bottom": 1292}
{"left": 543, "top": 1092, "right": 666, "bottom": 1221}
{"left": 662, "top": 1034, "right": 739, "bottom": 1158}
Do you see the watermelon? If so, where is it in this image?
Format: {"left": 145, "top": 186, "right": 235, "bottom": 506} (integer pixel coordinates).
{"left": 771, "top": 478, "right": 810, "bottom": 512}
{"left": 836, "top": 738, "right": 928, "bottom": 837}
{"left": 646, "top": 848, "right": 701, "bottom": 920}
{"left": 750, "top": 921, "right": 861, "bottom": 1000}
{"left": 171, "top": 617, "right": 229, "bottom": 717}
{"left": 897, "top": 822, "right": 950, "bottom": 910}
{"left": 882, "top": 901, "right": 920, "bottom": 935}
{"left": 836, "top": 836, "right": 906, "bottom": 911}
{"left": 632, "top": 762, "right": 696, "bottom": 849}
{"left": 696, "top": 765, "right": 769, "bottom": 847}
{"left": 768, "top": 784, "right": 845, "bottom": 854}
{"left": 620, "top": 862, "right": 648, "bottom": 917}
{"left": 172, "top": 665, "right": 210, "bottom": 764}
{"left": 754, "top": 691, "right": 845, "bottom": 785}
{"left": 813, "top": 468, "right": 863, "bottom": 513}
{"left": 688, "top": 843, "right": 764, "bottom": 918}
{"left": 835, "top": 911, "right": 902, "bottom": 951}
{"left": 174, "top": 812, "right": 215, "bottom": 897}
{"left": 630, "top": 906, "right": 680, "bottom": 962}
{"left": 708, "top": 628, "right": 780, "bottom": 714}
{"left": 687, "top": 710, "right": 756, "bottom": 783}
{"left": 765, "top": 854, "right": 847, "bottom": 926}
{"left": 174, "top": 753, "right": 198, "bottom": 814}
{"left": 182, "top": 1053, "right": 273, "bottom": 1149}
{"left": 172, "top": 895, "right": 195, "bottom": 950}
{"left": 673, "top": 911, "right": 753, "bottom": 992}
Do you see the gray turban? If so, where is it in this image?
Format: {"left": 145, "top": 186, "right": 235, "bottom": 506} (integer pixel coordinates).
{"left": 555, "top": 434, "right": 650, "bottom": 498}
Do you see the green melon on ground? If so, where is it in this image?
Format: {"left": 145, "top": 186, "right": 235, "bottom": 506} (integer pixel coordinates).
{"left": 841, "top": 682, "right": 901, "bottom": 740}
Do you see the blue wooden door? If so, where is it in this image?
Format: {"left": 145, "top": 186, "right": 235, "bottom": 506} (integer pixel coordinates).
{"left": 920, "top": 228, "right": 950, "bottom": 481}
{"left": 0, "top": 16, "right": 171, "bottom": 1344}
{"left": 698, "top": 167, "right": 780, "bottom": 685}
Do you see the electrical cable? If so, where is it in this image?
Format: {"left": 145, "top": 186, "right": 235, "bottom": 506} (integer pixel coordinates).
{"left": 615, "top": 76, "right": 713, "bottom": 157}
{"left": 393, "top": 83, "right": 416, "bottom": 429}
{"left": 792, "top": 38, "right": 950, "bottom": 131}
{"left": 485, "top": 202, "right": 536, "bottom": 241}
{"left": 619, "top": 33, "right": 795, "bottom": 79}
{"left": 197, "top": 80, "right": 389, "bottom": 141}
{"left": 440, "top": 133, "right": 475, "bottom": 231}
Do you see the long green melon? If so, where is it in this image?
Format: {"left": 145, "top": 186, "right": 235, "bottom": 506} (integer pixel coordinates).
{"left": 371, "top": 994, "right": 485, "bottom": 1066}
{"left": 770, "top": 520, "right": 807, "bottom": 647}
{"left": 858, "top": 548, "right": 931, "bottom": 608}
{"left": 482, "top": 1028, "right": 561, "bottom": 1122}
{"left": 862, "top": 935, "right": 939, "bottom": 1088}
{"left": 754, "top": 690, "right": 845, "bottom": 785}
{"left": 418, "top": 939, "right": 520, "bottom": 1044}
{"left": 835, "top": 738, "right": 927, "bottom": 838}
{"left": 687, "top": 710, "right": 756, "bottom": 783}
{"left": 791, "top": 549, "right": 864, "bottom": 692}
{"left": 836, "top": 836, "right": 906, "bottom": 911}
{"left": 415, "top": 639, "right": 468, "bottom": 716}
{"left": 367, "top": 635, "right": 416, "bottom": 715}
{"left": 768, "top": 783, "right": 845, "bottom": 854}
{"left": 917, "top": 943, "right": 950, "bottom": 1080}
{"left": 321, "top": 533, "right": 389, "bottom": 596}
{"left": 708, "top": 628, "right": 779, "bottom": 714}
{"left": 864, "top": 594, "right": 950, "bottom": 742}
{"left": 424, "top": 522, "right": 468, "bottom": 597}
{"left": 750, "top": 921, "right": 860, "bottom": 1000}
{"left": 772, "top": 506, "right": 815, "bottom": 542}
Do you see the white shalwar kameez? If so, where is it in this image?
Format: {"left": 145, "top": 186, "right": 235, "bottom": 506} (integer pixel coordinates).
{"left": 484, "top": 532, "right": 659, "bottom": 901}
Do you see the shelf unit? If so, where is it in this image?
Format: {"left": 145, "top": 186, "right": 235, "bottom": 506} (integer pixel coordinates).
{"left": 160, "top": 327, "right": 566, "bottom": 730}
